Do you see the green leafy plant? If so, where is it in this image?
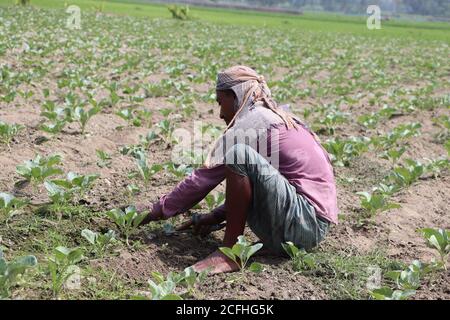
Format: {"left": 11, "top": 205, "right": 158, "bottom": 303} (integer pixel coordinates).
{"left": 380, "top": 146, "right": 406, "bottom": 167}
{"left": 44, "top": 180, "right": 74, "bottom": 206}
{"left": 156, "top": 119, "right": 174, "bottom": 145}
{"left": 168, "top": 4, "right": 190, "bottom": 20}
{"left": 424, "top": 158, "right": 449, "bottom": 179}
{"left": 357, "top": 191, "right": 401, "bottom": 220}
{"left": 165, "top": 162, "right": 193, "bottom": 179}
{"left": 0, "top": 121, "right": 24, "bottom": 149}
{"left": 204, "top": 192, "right": 225, "bottom": 212}
{"left": 0, "top": 192, "right": 28, "bottom": 222}
{"left": 135, "top": 151, "right": 163, "bottom": 183}
{"left": 106, "top": 206, "right": 146, "bottom": 246}
{"left": 219, "top": 236, "right": 263, "bottom": 273}
{"left": 16, "top": 154, "right": 63, "bottom": 187}
{"left": 116, "top": 108, "right": 141, "bottom": 127}
{"left": 73, "top": 105, "right": 102, "bottom": 134}
{"left": 386, "top": 260, "right": 433, "bottom": 291}
{"left": 418, "top": 228, "right": 449, "bottom": 270}
{"left": 47, "top": 246, "right": 84, "bottom": 298}
{"left": 139, "top": 266, "right": 208, "bottom": 300}
{"left": 387, "top": 159, "right": 424, "bottom": 189}
{"left": 370, "top": 287, "right": 416, "bottom": 300}
{"left": 96, "top": 149, "right": 112, "bottom": 168}
{"left": 0, "top": 249, "right": 37, "bottom": 299}
{"left": 323, "top": 137, "right": 369, "bottom": 167}
{"left": 282, "top": 241, "right": 316, "bottom": 272}
{"left": 81, "top": 229, "right": 116, "bottom": 258}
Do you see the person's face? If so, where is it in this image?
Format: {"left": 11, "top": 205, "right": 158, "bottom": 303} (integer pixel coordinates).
{"left": 216, "top": 90, "right": 236, "bottom": 125}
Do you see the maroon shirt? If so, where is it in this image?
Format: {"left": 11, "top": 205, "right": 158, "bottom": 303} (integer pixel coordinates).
{"left": 157, "top": 124, "right": 339, "bottom": 224}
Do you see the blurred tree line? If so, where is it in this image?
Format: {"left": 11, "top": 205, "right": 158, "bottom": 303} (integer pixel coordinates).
{"left": 226, "top": 0, "right": 450, "bottom": 18}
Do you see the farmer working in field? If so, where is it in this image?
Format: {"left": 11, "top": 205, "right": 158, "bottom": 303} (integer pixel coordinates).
{"left": 138, "top": 65, "right": 338, "bottom": 274}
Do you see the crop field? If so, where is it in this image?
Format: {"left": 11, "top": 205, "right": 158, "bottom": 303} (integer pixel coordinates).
{"left": 0, "top": 2, "right": 449, "bottom": 300}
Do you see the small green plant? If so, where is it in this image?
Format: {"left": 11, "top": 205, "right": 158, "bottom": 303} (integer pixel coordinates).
{"left": 168, "top": 5, "right": 190, "bottom": 20}
{"left": 370, "top": 287, "right": 416, "bottom": 300}
{"left": 156, "top": 119, "right": 174, "bottom": 145}
{"left": 204, "top": 192, "right": 225, "bottom": 212}
{"left": 39, "top": 100, "right": 71, "bottom": 135}
{"left": 313, "top": 110, "right": 349, "bottom": 135}
{"left": 137, "top": 266, "right": 209, "bottom": 300}
{"left": 96, "top": 149, "right": 112, "bottom": 168}
{"left": 47, "top": 246, "right": 84, "bottom": 298}
{"left": 165, "top": 162, "right": 193, "bottom": 179}
{"left": 219, "top": 236, "right": 263, "bottom": 273}
{"left": 387, "top": 159, "right": 424, "bottom": 189}
{"left": 380, "top": 146, "right": 406, "bottom": 167}
{"left": 16, "top": 154, "right": 63, "bottom": 187}
{"left": 0, "top": 249, "right": 37, "bottom": 299}
{"left": 357, "top": 191, "right": 401, "bottom": 220}
{"left": 139, "top": 131, "right": 158, "bottom": 149}
{"left": 116, "top": 108, "right": 141, "bottom": 127}
{"left": 135, "top": 151, "right": 163, "bottom": 182}
{"left": 282, "top": 242, "right": 316, "bottom": 272}
{"left": 323, "top": 137, "right": 369, "bottom": 167}
{"left": 81, "top": 229, "right": 116, "bottom": 258}
{"left": 432, "top": 115, "right": 450, "bottom": 142}
{"left": 73, "top": 105, "right": 102, "bottom": 134}
{"left": 0, "top": 121, "right": 24, "bottom": 149}
{"left": 357, "top": 113, "right": 379, "bottom": 129}
{"left": 386, "top": 260, "right": 434, "bottom": 291}
{"left": 424, "top": 158, "right": 449, "bottom": 179}
{"left": 418, "top": 228, "right": 449, "bottom": 270}
{"left": 44, "top": 180, "right": 74, "bottom": 206}
{"left": 370, "top": 260, "right": 433, "bottom": 300}
{"left": 106, "top": 206, "right": 146, "bottom": 246}
{"left": 0, "top": 192, "right": 28, "bottom": 222}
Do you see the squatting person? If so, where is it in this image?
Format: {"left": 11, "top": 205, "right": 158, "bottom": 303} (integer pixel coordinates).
{"left": 136, "top": 65, "right": 338, "bottom": 274}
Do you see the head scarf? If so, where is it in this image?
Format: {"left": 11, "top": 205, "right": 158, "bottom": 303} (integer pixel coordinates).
{"left": 204, "top": 66, "right": 300, "bottom": 168}
{"left": 215, "top": 65, "right": 298, "bottom": 131}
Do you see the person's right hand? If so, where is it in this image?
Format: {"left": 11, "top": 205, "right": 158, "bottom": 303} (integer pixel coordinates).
{"left": 176, "top": 213, "right": 225, "bottom": 237}
{"left": 137, "top": 201, "right": 164, "bottom": 226}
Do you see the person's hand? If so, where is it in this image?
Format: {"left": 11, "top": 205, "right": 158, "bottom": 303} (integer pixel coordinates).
{"left": 133, "top": 201, "right": 164, "bottom": 226}
{"left": 176, "top": 213, "right": 225, "bottom": 237}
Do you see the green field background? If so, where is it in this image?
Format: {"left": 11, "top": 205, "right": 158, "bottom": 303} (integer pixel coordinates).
{"left": 1, "top": 0, "right": 450, "bottom": 42}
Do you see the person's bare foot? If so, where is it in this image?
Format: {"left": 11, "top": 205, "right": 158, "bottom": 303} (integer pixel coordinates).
{"left": 192, "top": 250, "right": 240, "bottom": 274}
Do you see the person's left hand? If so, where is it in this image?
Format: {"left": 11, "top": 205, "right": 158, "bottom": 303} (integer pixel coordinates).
{"left": 176, "top": 213, "right": 225, "bottom": 237}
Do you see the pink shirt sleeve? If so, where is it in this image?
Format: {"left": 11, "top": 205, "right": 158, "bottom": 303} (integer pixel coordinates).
{"left": 158, "top": 165, "right": 226, "bottom": 218}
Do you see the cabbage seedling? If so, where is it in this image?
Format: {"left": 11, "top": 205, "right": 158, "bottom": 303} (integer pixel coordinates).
{"left": 47, "top": 246, "right": 84, "bottom": 298}
{"left": 380, "top": 146, "right": 406, "bottom": 167}
{"left": 370, "top": 287, "right": 416, "bottom": 300}
{"left": 281, "top": 241, "right": 316, "bottom": 272}
{"left": 135, "top": 151, "right": 162, "bottom": 182}
{"left": 418, "top": 228, "right": 449, "bottom": 270}
{"left": 74, "top": 105, "right": 102, "bottom": 134}
{"left": 0, "top": 192, "right": 28, "bottom": 223}
{"left": 204, "top": 192, "right": 225, "bottom": 212}
{"left": 219, "top": 236, "right": 263, "bottom": 273}
{"left": 16, "top": 154, "right": 63, "bottom": 187}
{"left": 0, "top": 249, "right": 37, "bottom": 299}
{"left": 106, "top": 206, "right": 146, "bottom": 246}
{"left": 81, "top": 229, "right": 116, "bottom": 258}
{"left": 165, "top": 162, "right": 193, "bottom": 178}
{"left": 357, "top": 191, "right": 401, "bottom": 219}
{"left": 0, "top": 121, "right": 24, "bottom": 149}
{"left": 96, "top": 149, "right": 112, "bottom": 168}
